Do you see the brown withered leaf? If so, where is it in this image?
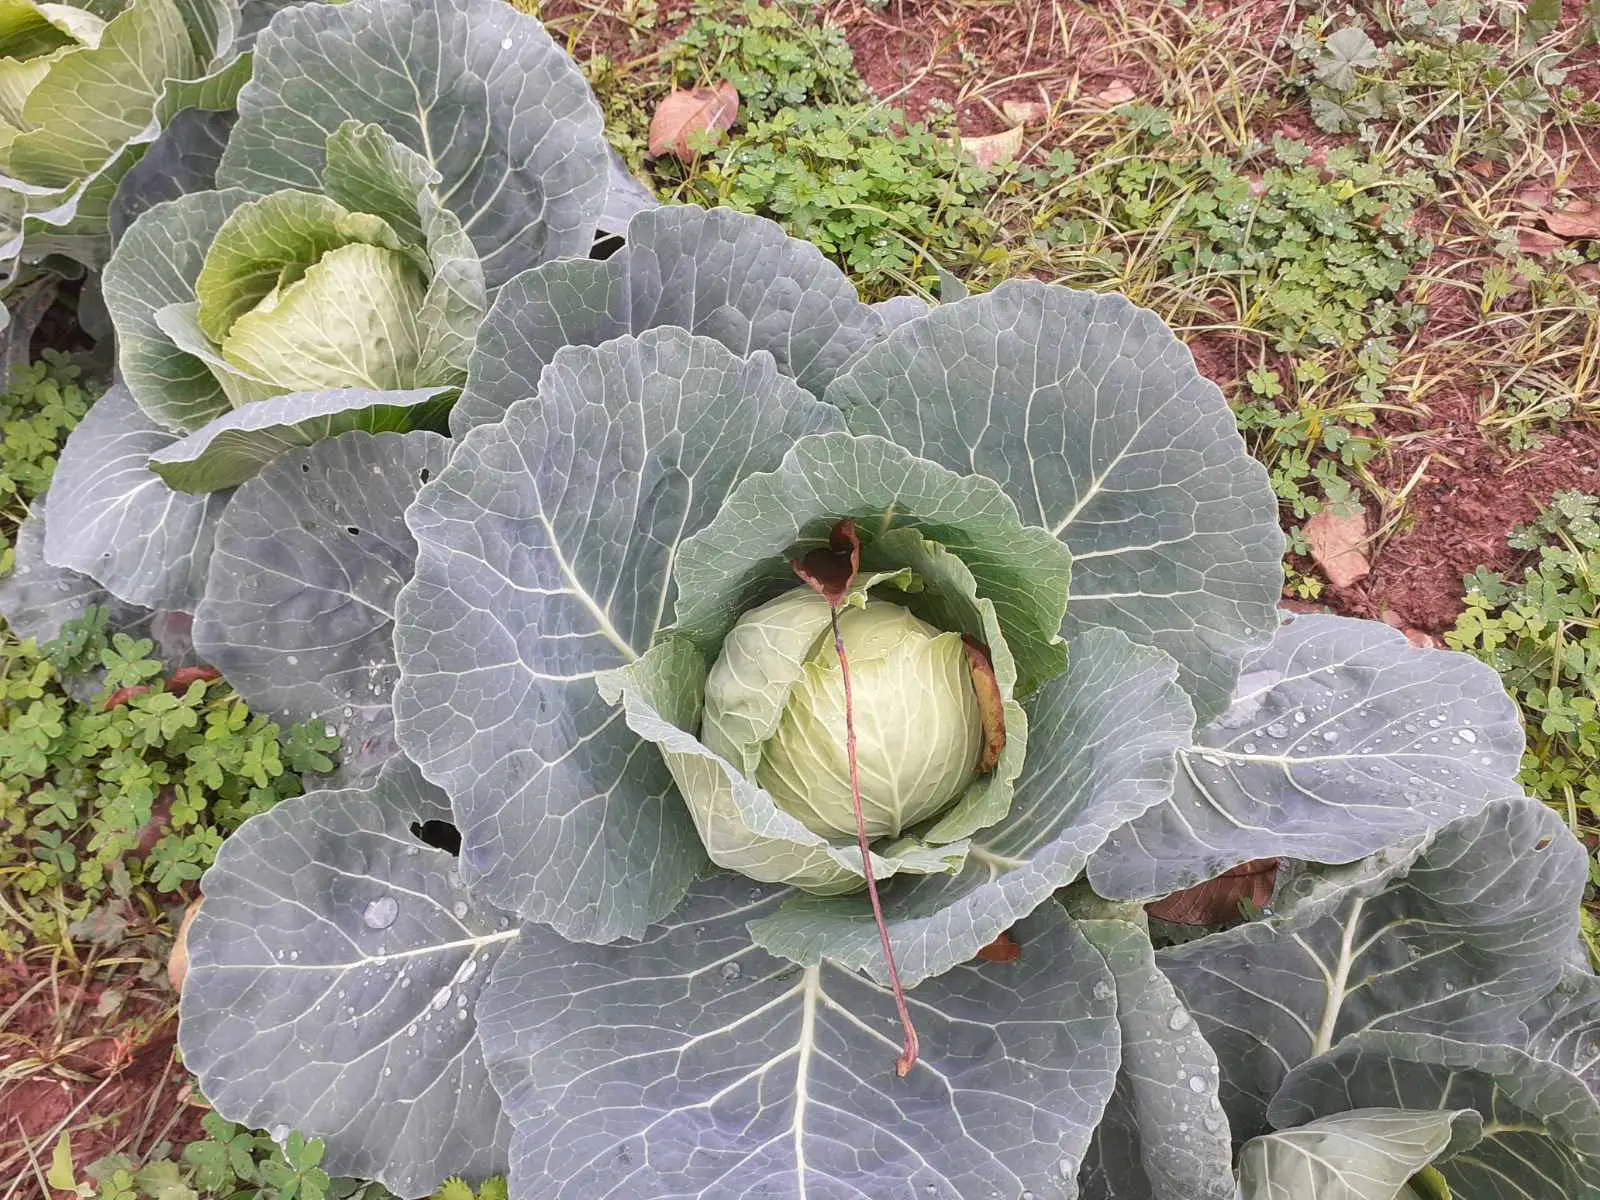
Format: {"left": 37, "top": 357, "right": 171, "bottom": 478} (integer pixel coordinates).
{"left": 1147, "top": 859, "right": 1278, "bottom": 926}
{"left": 1304, "top": 508, "right": 1370, "bottom": 589}
{"left": 169, "top": 897, "right": 203, "bottom": 992}
{"left": 1542, "top": 199, "right": 1600, "bottom": 239}
{"left": 958, "top": 124, "right": 1023, "bottom": 169}
{"left": 976, "top": 931, "right": 1021, "bottom": 962}
{"left": 1095, "top": 80, "right": 1137, "bottom": 105}
{"left": 791, "top": 519, "right": 860, "bottom": 608}
{"left": 961, "top": 635, "right": 1006, "bottom": 774}
{"left": 1001, "top": 99, "right": 1048, "bottom": 127}
{"left": 648, "top": 82, "right": 739, "bottom": 162}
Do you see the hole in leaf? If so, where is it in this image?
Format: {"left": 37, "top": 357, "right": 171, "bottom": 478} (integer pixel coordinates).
{"left": 301, "top": 462, "right": 311, "bottom": 473}
{"left": 1534, "top": 835, "right": 1553, "bottom": 851}
{"left": 419, "top": 468, "right": 431, "bottom": 483}
{"left": 410, "top": 819, "right": 461, "bottom": 855}
{"left": 346, "top": 526, "right": 360, "bottom": 536}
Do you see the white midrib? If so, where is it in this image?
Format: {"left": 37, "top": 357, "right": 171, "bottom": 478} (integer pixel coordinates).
{"left": 792, "top": 965, "right": 820, "bottom": 1199}
{"left": 1312, "top": 896, "right": 1366, "bottom": 1056}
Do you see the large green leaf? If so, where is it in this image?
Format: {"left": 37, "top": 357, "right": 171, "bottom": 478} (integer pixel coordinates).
{"left": 193, "top": 430, "right": 451, "bottom": 780}
{"left": 826, "top": 280, "right": 1284, "bottom": 721}
{"left": 1271, "top": 1031, "right": 1600, "bottom": 1199}
{"left": 1158, "top": 797, "right": 1587, "bottom": 1137}
{"left": 1089, "top": 613, "right": 1526, "bottom": 900}
{"left": 745, "top": 628, "right": 1191, "bottom": 985}
{"left": 220, "top": 0, "right": 607, "bottom": 286}
{"left": 108, "top": 105, "right": 233, "bottom": 240}
{"left": 1076, "top": 919, "right": 1235, "bottom": 1200}
{"left": 103, "top": 186, "right": 245, "bottom": 430}
{"left": 449, "top": 204, "right": 885, "bottom": 437}
{"left": 146, "top": 385, "right": 452, "bottom": 493}
{"left": 0, "top": 502, "right": 151, "bottom": 644}
{"left": 40, "top": 382, "right": 226, "bottom": 610}
{"left": 179, "top": 759, "right": 513, "bottom": 1198}
{"left": 476, "top": 873, "right": 1121, "bottom": 1199}
{"left": 394, "top": 329, "right": 843, "bottom": 942}
{"left": 1237, "top": 1108, "right": 1476, "bottom": 1200}
{"left": 671, "top": 431, "right": 1072, "bottom": 696}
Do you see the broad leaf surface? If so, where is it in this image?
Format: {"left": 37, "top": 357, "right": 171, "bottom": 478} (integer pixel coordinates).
{"left": 747, "top": 628, "right": 1190, "bottom": 985}
{"left": 41, "top": 382, "right": 227, "bottom": 610}
{"left": 180, "top": 758, "right": 513, "bottom": 1197}
{"left": 826, "top": 279, "right": 1284, "bottom": 720}
{"left": 108, "top": 104, "right": 233, "bottom": 240}
{"left": 671, "top": 431, "right": 1072, "bottom": 695}
{"left": 220, "top": 0, "right": 607, "bottom": 286}
{"left": 148, "top": 385, "right": 451, "bottom": 492}
{"left": 1076, "top": 919, "right": 1234, "bottom": 1200}
{"left": 1090, "top": 613, "right": 1526, "bottom": 899}
{"left": 0, "top": 503, "right": 151, "bottom": 643}
{"left": 1271, "top": 1030, "right": 1600, "bottom": 1200}
{"left": 394, "top": 330, "right": 842, "bottom": 941}
{"left": 103, "top": 186, "right": 246, "bottom": 430}
{"left": 1522, "top": 969, "right": 1600, "bottom": 1086}
{"left": 193, "top": 431, "right": 450, "bottom": 772}
{"left": 1237, "top": 1108, "right": 1474, "bottom": 1200}
{"left": 449, "top": 204, "right": 884, "bottom": 437}
{"left": 1158, "top": 796, "right": 1586, "bottom": 1136}
{"left": 477, "top": 873, "right": 1120, "bottom": 1200}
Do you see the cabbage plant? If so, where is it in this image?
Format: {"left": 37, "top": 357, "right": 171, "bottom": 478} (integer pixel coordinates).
{"left": 22, "top": 0, "right": 615, "bottom": 763}
{"left": 0, "top": 0, "right": 259, "bottom": 312}
{"left": 173, "top": 251, "right": 1600, "bottom": 1199}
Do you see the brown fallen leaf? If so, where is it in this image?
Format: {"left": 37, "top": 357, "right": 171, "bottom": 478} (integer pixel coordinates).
{"left": 1001, "top": 99, "right": 1048, "bottom": 127}
{"left": 169, "top": 897, "right": 203, "bottom": 993}
{"left": 960, "top": 635, "right": 1006, "bottom": 774}
{"left": 1095, "top": 80, "right": 1137, "bottom": 106}
{"left": 648, "top": 82, "right": 739, "bottom": 162}
{"left": 1304, "top": 508, "right": 1370, "bottom": 589}
{"left": 959, "top": 124, "right": 1023, "bottom": 169}
{"left": 1517, "top": 226, "right": 1570, "bottom": 257}
{"left": 976, "top": 931, "right": 1021, "bottom": 962}
{"left": 1542, "top": 198, "right": 1600, "bottom": 239}
{"left": 1147, "top": 859, "right": 1278, "bottom": 926}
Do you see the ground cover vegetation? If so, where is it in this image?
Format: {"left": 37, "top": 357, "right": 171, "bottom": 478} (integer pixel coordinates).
{"left": 0, "top": 0, "right": 1597, "bottom": 1197}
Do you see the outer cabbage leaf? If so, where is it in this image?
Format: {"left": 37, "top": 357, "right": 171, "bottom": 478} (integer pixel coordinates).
{"left": 1236, "top": 1108, "right": 1477, "bottom": 1200}
{"left": 449, "top": 204, "right": 885, "bottom": 437}
{"left": 108, "top": 104, "right": 233, "bottom": 240}
{"left": 596, "top": 145, "right": 657, "bottom": 237}
{"left": 1076, "top": 919, "right": 1235, "bottom": 1200}
{"left": 179, "top": 758, "right": 514, "bottom": 1198}
{"left": 146, "top": 385, "right": 452, "bottom": 493}
{"left": 826, "top": 279, "right": 1284, "bottom": 720}
{"left": 671, "top": 431, "right": 1072, "bottom": 696}
{"left": 1270, "top": 1031, "right": 1600, "bottom": 1200}
{"left": 745, "top": 628, "right": 1191, "bottom": 985}
{"left": 220, "top": 0, "right": 607, "bottom": 286}
{"left": 103, "top": 186, "right": 247, "bottom": 430}
{"left": 40, "top": 382, "right": 226, "bottom": 610}
{"left": 476, "top": 873, "right": 1121, "bottom": 1200}
{"left": 193, "top": 430, "right": 450, "bottom": 780}
{"left": 1522, "top": 969, "right": 1600, "bottom": 1086}
{"left": 1158, "top": 796, "right": 1586, "bottom": 1136}
{"left": 1089, "top": 613, "right": 1526, "bottom": 900}
{"left": 394, "top": 329, "right": 843, "bottom": 942}
{"left": 0, "top": 502, "right": 151, "bottom": 643}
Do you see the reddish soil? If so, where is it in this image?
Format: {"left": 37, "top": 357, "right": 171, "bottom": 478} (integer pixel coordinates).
{"left": 0, "top": 911, "right": 203, "bottom": 1194}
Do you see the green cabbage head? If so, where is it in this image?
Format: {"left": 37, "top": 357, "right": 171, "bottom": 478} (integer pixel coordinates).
{"left": 100, "top": 120, "right": 488, "bottom": 491}
{"left": 703, "top": 578, "right": 983, "bottom": 844}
